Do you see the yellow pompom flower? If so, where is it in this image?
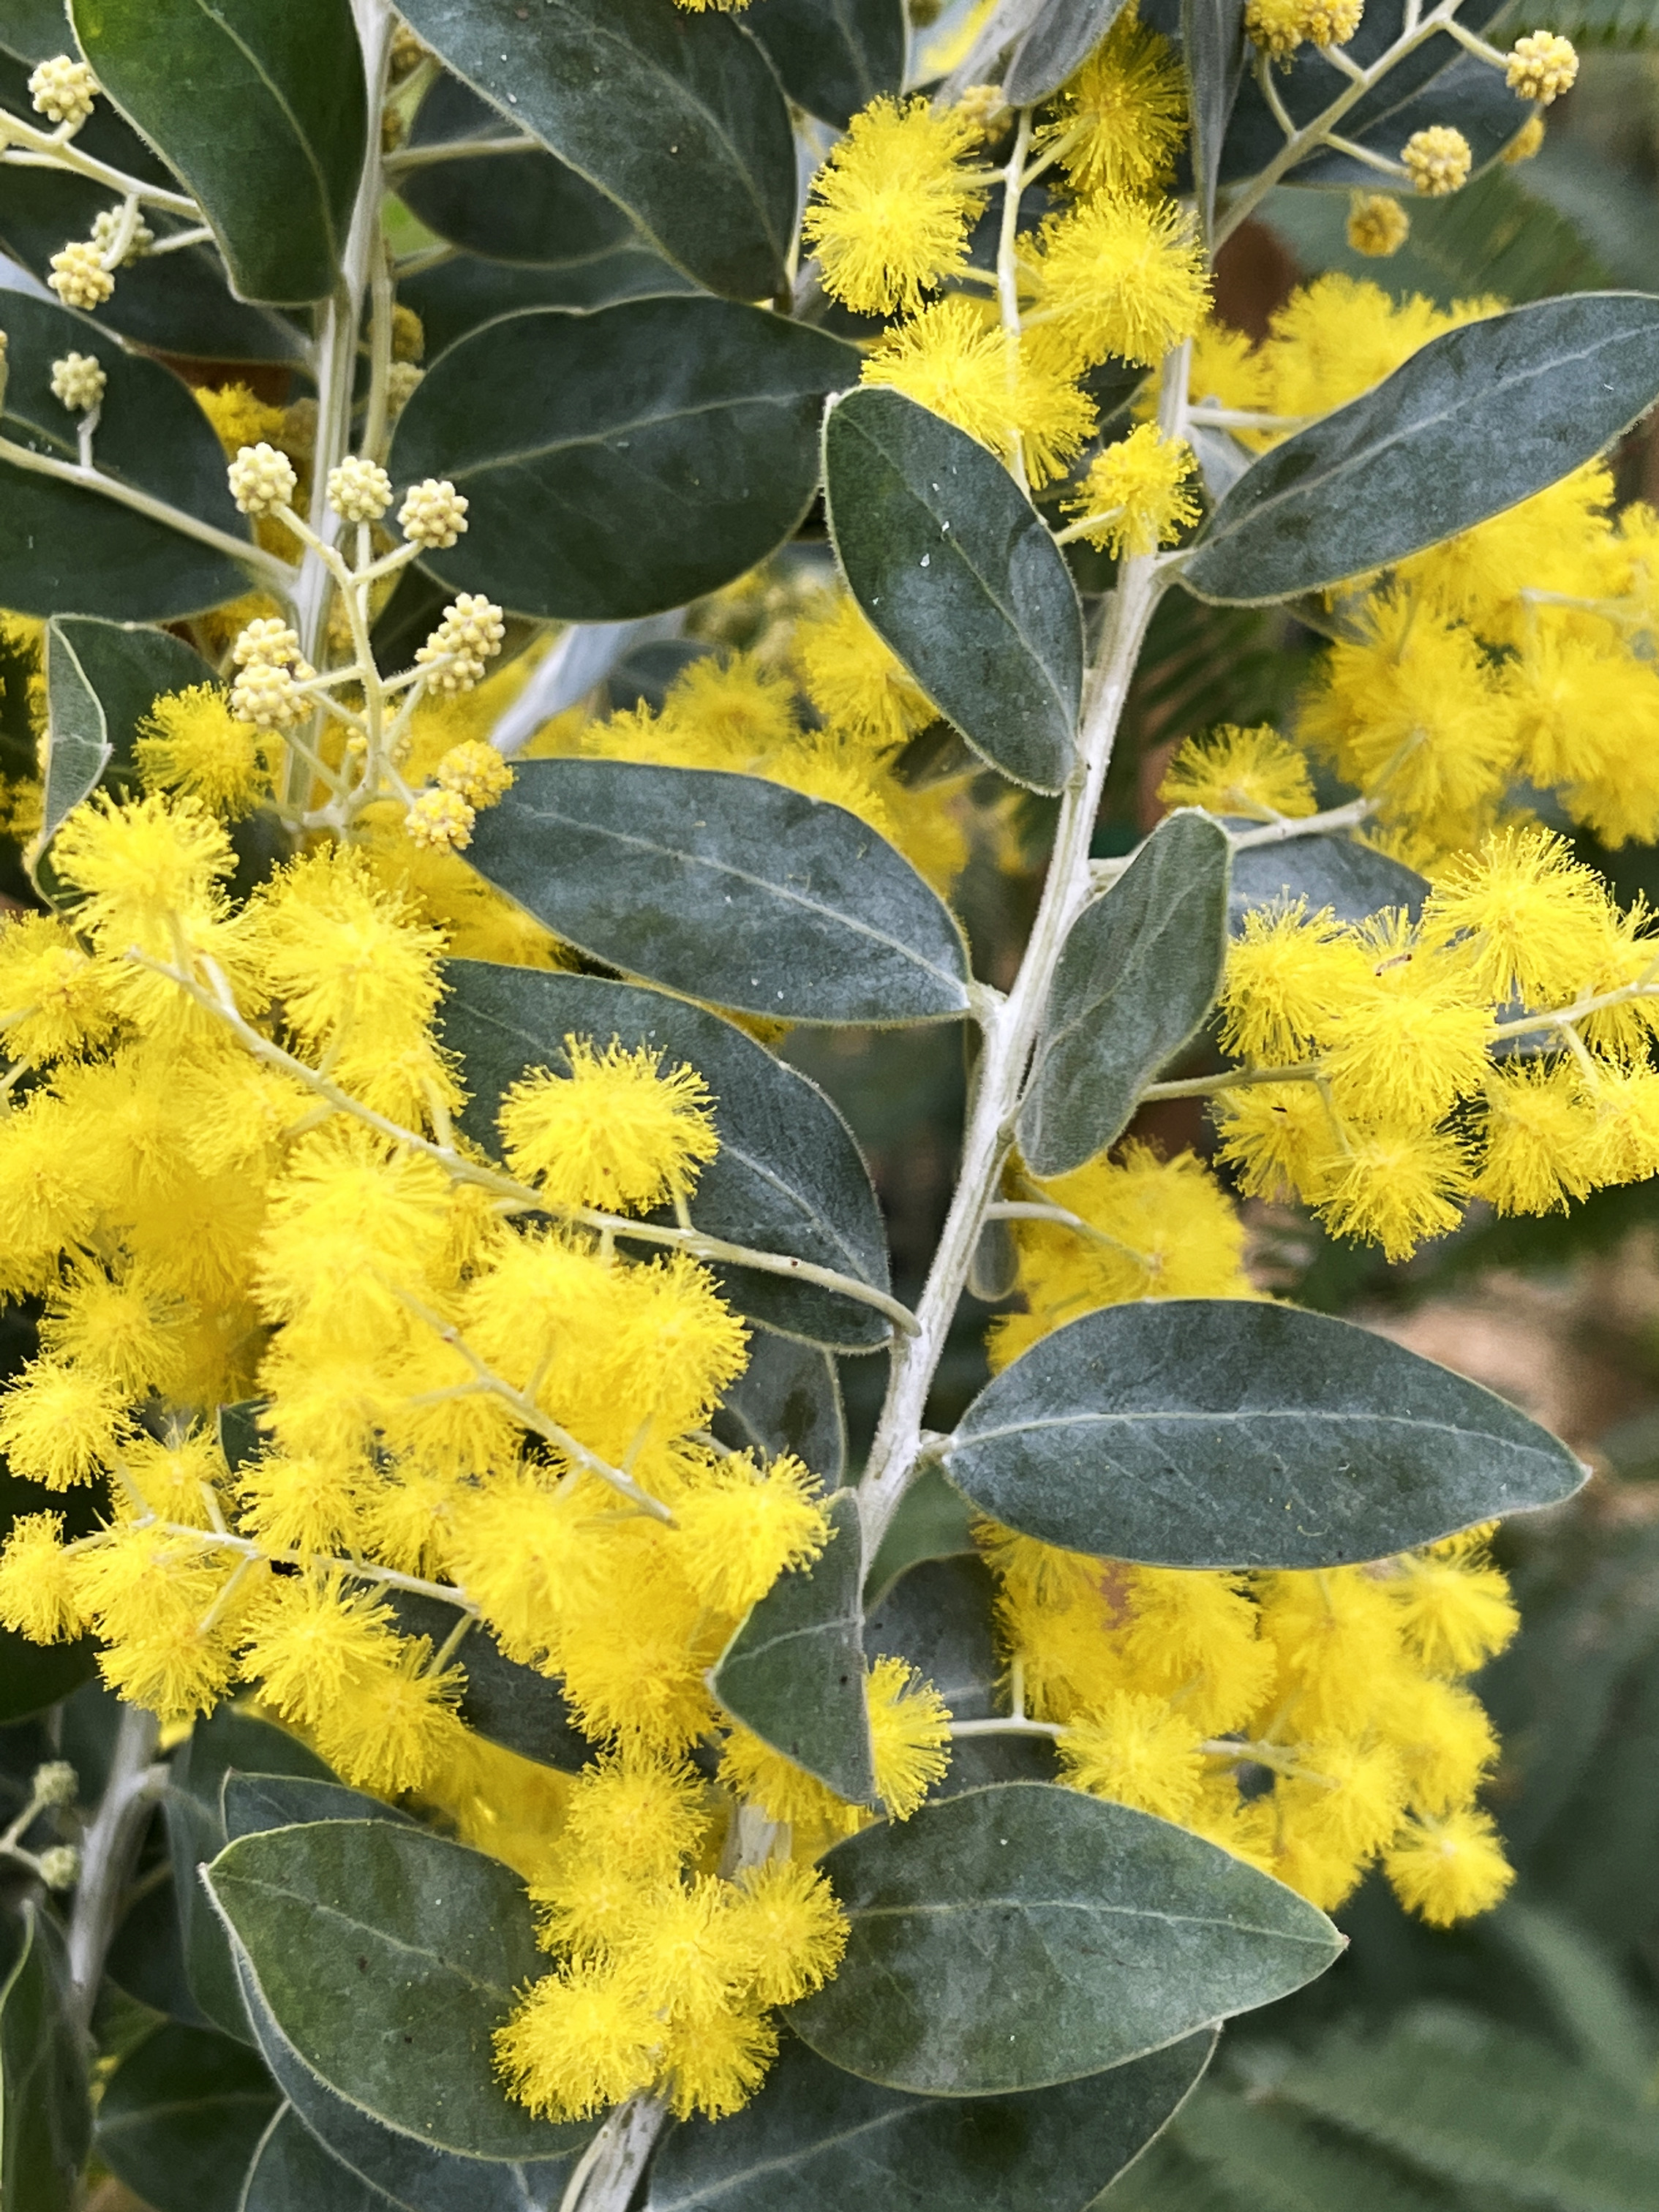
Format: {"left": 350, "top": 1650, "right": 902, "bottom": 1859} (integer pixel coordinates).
{"left": 1387, "top": 1543, "right": 1521, "bottom": 1676}
{"left": 1505, "top": 30, "right": 1577, "bottom": 103}
{"left": 1346, "top": 192, "right": 1410, "bottom": 258}
{"left": 40, "top": 1261, "right": 190, "bottom": 1398}
{"left": 1476, "top": 1062, "right": 1600, "bottom": 1217}
{"left": 135, "top": 685, "right": 277, "bottom": 817}
{"left": 1041, "top": 9, "right": 1188, "bottom": 197}
{"left": 497, "top": 1037, "right": 719, "bottom": 1215}
{"left": 860, "top": 296, "right": 1015, "bottom": 454}
{"left": 1219, "top": 902, "right": 1363, "bottom": 1068}
{"left": 434, "top": 738, "right": 514, "bottom": 809}
{"left": 673, "top": 1453, "right": 831, "bottom": 1614}
{"left": 868, "top": 1654, "right": 951, "bottom": 1818}
{"left": 0, "top": 1358, "right": 129, "bottom": 1488}
{"left": 1026, "top": 193, "right": 1209, "bottom": 369}
{"left": 1382, "top": 1807, "right": 1514, "bottom": 1925}
{"left": 1058, "top": 1690, "right": 1206, "bottom": 1821}
{"left": 791, "top": 594, "right": 935, "bottom": 753}
{"left": 312, "top": 1633, "right": 464, "bottom": 1794}
{"left": 494, "top": 1958, "right": 662, "bottom": 2121}
{"left": 0, "top": 914, "right": 117, "bottom": 1066}
{"left": 52, "top": 791, "right": 236, "bottom": 940}
{"left": 1312, "top": 1124, "right": 1472, "bottom": 1262}
{"left": 245, "top": 843, "right": 445, "bottom": 1066}
{"left": 558, "top": 1748, "right": 708, "bottom": 1878}
{"left": 0, "top": 1513, "right": 85, "bottom": 1643}
{"left": 1319, "top": 913, "right": 1495, "bottom": 1125}
{"left": 1211, "top": 1078, "right": 1336, "bottom": 1204}
{"left": 124, "top": 1431, "right": 230, "bottom": 1527}
{"left": 444, "top": 1470, "right": 603, "bottom": 1666}
{"left": 661, "top": 2003, "right": 778, "bottom": 2121}
{"left": 241, "top": 1571, "right": 401, "bottom": 1731}
{"left": 1063, "top": 423, "right": 1201, "bottom": 557}
{"left": 727, "top": 1859, "right": 848, "bottom": 2006}
{"left": 1402, "top": 125, "right": 1472, "bottom": 196}
{"left": 1421, "top": 827, "right": 1611, "bottom": 1008}
{"left": 1159, "top": 724, "right": 1316, "bottom": 821}
{"left": 802, "top": 96, "right": 987, "bottom": 316}
{"left": 237, "top": 1453, "right": 364, "bottom": 1557}
{"left": 1277, "top": 1738, "right": 1408, "bottom": 1865}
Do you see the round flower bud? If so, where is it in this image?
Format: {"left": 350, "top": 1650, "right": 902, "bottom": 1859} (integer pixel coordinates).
{"left": 385, "top": 362, "right": 424, "bottom": 418}
{"left": 31, "top": 1759, "right": 78, "bottom": 1808}
{"left": 230, "top": 658, "right": 312, "bottom": 729}
{"left": 227, "top": 442, "right": 298, "bottom": 516}
{"left": 1505, "top": 31, "right": 1577, "bottom": 104}
{"left": 48, "top": 240, "right": 113, "bottom": 310}
{"left": 399, "top": 477, "right": 467, "bottom": 549}
{"left": 37, "top": 1844, "right": 80, "bottom": 1891}
{"left": 391, "top": 304, "right": 425, "bottom": 364}
{"left": 327, "top": 454, "right": 394, "bottom": 523}
{"left": 29, "top": 56, "right": 98, "bottom": 130}
{"left": 1345, "top": 192, "right": 1410, "bottom": 258}
{"left": 440, "top": 592, "right": 505, "bottom": 657}
{"left": 91, "top": 205, "right": 153, "bottom": 265}
{"left": 952, "top": 83, "right": 1006, "bottom": 140}
{"left": 1244, "top": 0, "right": 1363, "bottom": 59}
{"left": 1504, "top": 113, "right": 1546, "bottom": 163}
{"left": 50, "top": 350, "right": 105, "bottom": 413}
{"left": 434, "top": 738, "right": 514, "bottom": 809}
{"left": 388, "top": 21, "right": 428, "bottom": 78}
{"left": 405, "top": 786, "right": 477, "bottom": 849}
{"left": 233, "top": 617, "right": 301, "bottom": 669}
{"left": 1401, "top": 124, "right": 1472, "bottom": 196}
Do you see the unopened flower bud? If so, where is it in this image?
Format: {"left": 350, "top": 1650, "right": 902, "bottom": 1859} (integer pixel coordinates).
{"left": 233, "top": 617, "right": 301, "bottom": 669}
{"left": 399, "top": 477, "right": 467, "bottom": 549}
{"left": 405, "top": 786, "right": 476, "bottom": 849}
{"left": 48, "top": 240, "right": 113, "bottom": 310}
{"left": 327, "top": 454, "right": 394, "bottom": 523}
{"left": 37, "top": 1844, "right": 79, "bottom": 1890}
{"left": 29, "top": 56, "right": 98, "bottom": 130}
{"left": 388, "top": 21, "right": 428, "bottom": 78}
{"left": 1401, "top": 124, "right": 1471, "bottom": 196}
{"left": 385, "top": 362, "right": 424, "bottom": 418}
{"left": 952, "top": 84, "right": 1005, "bottom": 140}
{"left": 50, "top": 351, "right": 105, "bottom": 413}
{"left": 1505, "top": 30, "right": 1577, "bottom": 104}
{"left": 227, "top": 442, "right": 298, "bottom": 516}
{"left": 434, "top": 738, "right": 514, "bottom": 809}
{"left": 231, "top": 658, "right": 313, "bottom": 728}
{"left": 1244, "top": 0, "right": 1363, "bottom": 59}
{"left": 31, "top": 1760, "right": 77, "bottom": 1808}
{"left": 1345, "top": 192, "right": 1409, "bottom": 258}
{"left": 91, "top": 205, "right": 153, "bottom": 265}
{"left": 391, "top": 304, "right": 424, "bottom": 364}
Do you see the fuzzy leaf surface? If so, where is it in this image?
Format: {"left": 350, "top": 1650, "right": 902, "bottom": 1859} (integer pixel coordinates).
{"left": 67, "top": 0, "right": 368, "bottom": 304}
{"left": 464, "top": 762, "right": 973, "bottom": 1026}
{"left": 946, "top": 1299, "right": 1586, "bottom": 1568}
{"left": 390, "top": 298, "right": 854, "bottom": 620}
{"left": 241, "top": 2107, "right": 396, "bottom": 2212}
{"left": 95, "top": 2023, "right": 278, "bottom": 2212}
{"left": 824, "top": 388, "right": 1081, "bottom": 794}
{"left": 392, "top": 0, "right": 796, "bottom": 299}
{"left": 712, "top": 1488, "right": 876, "bottom": 1803}
{"left": 1019, "top": 811, "right": 1231, "bottom": 1177}
{"left": 742, "top": 0, "right": 906, "bottom": 127}
{"left": 712, "top": 1332, "right": 846, "bottom": 1486}
{"left": 1004, "top": 0, "right": 1128, "bottom": 104}
{"left": 1184, "top": 294, "right": 1659, "bottom": 604}
{"left": 1183, "top": 0, "right": 1247, "bottom": 238}
{"left": 790, "top": 1783, "right": 1341, "bottom": 2093}
{"left": 221, "top": 1775, "right": 417, "bottom": 1843}
{"left": 0, "top": 1904, "right": 89, "bottom": 2212}
{"left": 399, "top": 74, "right": 633, "bottom": 266}
{"left": 1228, "top": 828, "right": 1429, "bottom": 931}
{"left": 645, "top": 2026, "right": 1216, "bottom": 2211}
{"left": 442, "top": 960, "right": 892, "bottom": 1350}
{"left": 396, "top": 247, "right": 694, "bottom": 358}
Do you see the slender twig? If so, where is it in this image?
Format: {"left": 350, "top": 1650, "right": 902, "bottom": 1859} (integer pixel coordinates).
{"left": 1229, "top": 797, "right": 1376, "bottom": 848}
{"left": 66, "top": 1707, "right": 165, "bottom": 2032}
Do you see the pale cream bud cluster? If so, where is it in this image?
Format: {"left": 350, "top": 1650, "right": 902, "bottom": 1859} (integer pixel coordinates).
{"left": 327, "top": 454, "right": 394, "bottom": 523}
{"left": 952, "top": 84, "right": 1006, "bottom": 140}
{"left": 386, "top": 362, "right": 424, "bottom": 418}
{"left": 1401, "top": 124, "right": 1471, "bottom": 196}
{"left": 415, "top": 592, "right": 505, "bottom": 694}
{"left": 230, "top": 617, "right": 314, "bottom": 728}
{"left": 91, "top": 206, "right": 153, "bottom": 266}
{"left": 37, "top": 1844, "right": 80, "bottom": 1891}
{"left": 435, "top": 738, "right": 514, "bottom": 808}
{"left": 405, "top": 786, "right": 478, "bottom": 849}
{"left": 227, "top": 443, "right": 298, "bottom": 516}
{"left": 50, "top": 351, "right": 105, "bottom": 413}
{"left": 1244, "top": 0, "right": 1363, "bottom": 59}
{"left": 48, "top": 240, "right": 112, "bottom": 310}
{"left": 1505, "top": 30, "right": 1578, "bottom": 103}
{"left": 399, "top": 477, "right": 468, "bottom": 549}
{"left": 31, "top": 1760, "right": 78, "bottom": 1807}
{"left": 29, "top": 55, "right": 98, "bottom": 130}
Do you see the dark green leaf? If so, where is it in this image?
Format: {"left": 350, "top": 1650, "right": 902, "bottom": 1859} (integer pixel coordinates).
{"left": 394, "top": 0, "right": 796, "bottom": 300}
{"left": 0, "top": 0, "right": 76, "bottom": 60}
{"left": 41, "top": 616, "right": 213, "bottom": 849}
{"left": 399, "top": 75, "right": 633, "bottom": 266}
{"left": 865, "top": 1462, "right": 977, "bottom": 1606}
{"left": 107, "top": 1870, "right": 209, "bottom": 2029}
{"left": 0, "top": 1903, "right": 90, "bottom": 2212}
{"left": 242, "top": 2107, "right": 398, "bottom": 2212}
{"left": 647, "top": 2027, "right": 1215, "bottom": 2212}
{"left": 712, "top": 1488, "right": 876, "bottom": 1804}
{"left": 222, "top": 1775, "right": 415, "bottom": 1843}
{"left": 0, "top": 291, "right": 255, "bottom": 620}
{"left": 946, "top": 1298, "right": 1586, "bottom": 1570}
{"left": 396, "top": 246, "right": 694, "bottom": 359}
{"left": 712, "top": 1332, "right": 846, "bottom": 1486}
{"left": 206, "top": 1821, "right": 587, "bottom": 2160}
{"left": 96, "top": 2022, "right": 279, "bottom": 2212}
{"left": 824, "top": 387, "right": 1081, "bottom": 795}
{"left": 1004, "top": 0, "right": 1126, "bottom": 106}
{"left": 1228, "top": 827, "right": 1428, "bottom": 933}
{"left": 440, "top": 960, "right": 893, "bottom": 1350}
{"left": 68, "top": 0, "right": 369, "bottom": 304}
{"left": 385, "top": 1592, "right": 591, "bottom": 1774}
{"left": 1183, "top": 0, "right": 1246, "bottom": 240}
{"left": 463, "top": 761, "right": 973, "bottom": 1025}
{"left": 742, "top": 0, "right": 906, "bottom": 128}
{"left": 238, "top": 1959, "right": 587, "bottom": 2208}
{"left": 215, "top": 1399, "right": 268, "bottom": 1474}
{"left": 1020, "top": 811, "right": 1231, "bottom": 1178}
{"left": 791, "top": 1782, "right": 1341, "bottom": 2093}
{"left": 390, "top": 298, "right": 855, "bottom": 622}
{"left": 1184, "top": 294, "right": 1659, "bottom": 606}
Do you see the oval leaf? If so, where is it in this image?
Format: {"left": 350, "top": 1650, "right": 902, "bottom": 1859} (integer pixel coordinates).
{"left": 440, "top": 960, "right": 892, "bottom": 1350}
{"left": 824, "top": 386, "right": 1081, "bottom": 795}
{"left": 222, "top": 1774, "right": 415, "bottom": 1843}
{"left": 96, "top": 2023, "right": 279, "bottom": 2212}
{"left": 463, "top": 761, "right": 973, "bottom": 1026}
{"left": 1184, "top": 294, "right": 1659, "bottom": 606}
{"left": 1228, "top": 827, "right": 1429, "bottom": 932}
{"left": 205, "top": 1821, "right": 584, "bottom": 2162}
{"left": 394, "top": 0, "right": 796, "bottom": 301}
{"left": 0, "top": 292, "right": 255, "bottom": 619}
{"left": 390, "top": 297, "right": 853, "bottom": 621}
{"left": 1183, "top": 0, "right": 1247, "bottom": 240}
{"left": 646, "top": 2026, "right": 1216, "bottom": 2212}
{"left": 1019, "top": 811, "right": 1231, "bottom": 1178}
{"left": 712, "top": 1488, "right": 876, "bottom": 1805}
{"left": 712, "top": 1331, "right": 846, "bottom": 1486}
{"left": 1004, "top": 0, "right": 1127, "bottom": 106}
{"left": 68, "top": 0, "right": 369, "bottom": 305}
{"left": 397, "top": 246, "right": 694, "bottom": 360}
{"left": 790, "top": 1781, "right": 1341, "bottom": 2093}
{"left": 242, "top": 2107, "right": 397, "bottom": 2212}
{"left": 385, "top": 1590, "right": 592, "bottom": 1774}
{"left": 946, "top": 1298, "right": 1586, "bottom": 1569}
{"left": 42, "top": 617, "right": 213, "bottom": 849}
{"left": 743, "top": 0, "right": 906, "bottom": 129}
{"left": 0, "top": 1903, "right": 89, "bottom": 2212}
{"left": 399, "top": 74, "right": 633, "bottom": 266}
